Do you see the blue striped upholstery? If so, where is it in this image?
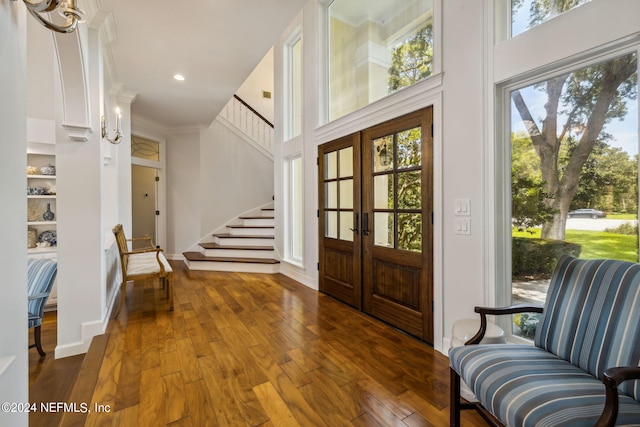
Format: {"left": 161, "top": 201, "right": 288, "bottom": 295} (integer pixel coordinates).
{"left": 449, "top": 255, "right": 640, "bottom": 426}
{"left": 27, "top": 258, "right": 57, "bottom": 329}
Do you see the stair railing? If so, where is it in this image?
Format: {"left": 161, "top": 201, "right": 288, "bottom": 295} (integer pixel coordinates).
{"left": 219, "top": 95, "right": 274, "bottom": 154}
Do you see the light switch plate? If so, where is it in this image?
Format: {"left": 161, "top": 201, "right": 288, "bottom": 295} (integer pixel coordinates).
{"left": 454, "top": 198, "right": 470, "bottom": 216}
{"left": 455, "top": 217, "right": 471, "bottom": 235}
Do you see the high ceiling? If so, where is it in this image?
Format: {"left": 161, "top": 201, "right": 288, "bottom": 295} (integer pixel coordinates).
{"left": 87, "top": 0, "right": 306, "bottom": 131}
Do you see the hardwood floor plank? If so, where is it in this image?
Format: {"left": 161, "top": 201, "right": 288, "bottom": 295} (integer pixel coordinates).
{"left": 161, "top": 372, "right": 189, "bottom": 424}
{"left": 253, "top": 381, "right": 300, "bottom": 427}
{"left": 138, "top": 366, "right": 164, "bottom": 427}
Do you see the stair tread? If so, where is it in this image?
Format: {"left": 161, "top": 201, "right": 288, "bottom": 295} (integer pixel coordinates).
{"left": 239, "top": 216, "right": 275, "bottom": 220}
{"left": 184, "top": 252, "right": 280, "bottom": 264}
{"left": 200, "top": 242, "right": 273, "bottom": 250}
{"left": 227, "top": 224, "right": 274, "bottom": 229}
{"left": 213, "top": 233, "right": 274, "bottom": 239}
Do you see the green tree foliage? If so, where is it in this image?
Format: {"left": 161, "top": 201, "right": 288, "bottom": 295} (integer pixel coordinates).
{"left": 387, "top": 25, "right": 433, "bottom": 92}
{"left": 512, "top": 0, "right": 592, "bottom": 30}
{"left": 511, "top": 133, "right": 557, "bottom": 231}
{"left": 512, "top": 53, "right": 637, "bottom": 240}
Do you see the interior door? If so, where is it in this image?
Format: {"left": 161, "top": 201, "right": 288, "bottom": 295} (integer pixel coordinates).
{"left": 362, "top": 108, "right": 433, "bottom": 343}
{"left": 318, "top": 134, "right": 362, "bottom": 308}
{"left": 131, "top": 165, "right": 158, "bottom": 250}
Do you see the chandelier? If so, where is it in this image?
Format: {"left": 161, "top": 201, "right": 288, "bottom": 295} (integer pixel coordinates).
{"left": 14, "top": 0, "right": 84, "bottom": 34}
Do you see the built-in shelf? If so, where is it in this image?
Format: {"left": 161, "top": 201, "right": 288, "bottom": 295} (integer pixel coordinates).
{"left": 28, "top": 221, "right": 57, "bottom": 226}
{"left": 27, "top": 195, "right": 57, "bottom": 199}
{"left": 28, "top": 247, "right": 57, "bottom": 255}
{"left": 27, "top": 174, "right": 56, "bottom": 179}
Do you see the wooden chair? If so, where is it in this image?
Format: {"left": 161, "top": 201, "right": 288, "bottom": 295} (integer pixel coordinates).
{"left": 112, "top": 224, "right": 174, "bottom": 318}
{"left": 28, "top": 258, "right": 58, "bottom": 356}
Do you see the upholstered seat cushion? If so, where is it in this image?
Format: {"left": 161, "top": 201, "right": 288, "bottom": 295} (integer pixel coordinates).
{"left": 449, "top": 344, "right": 640, "bottom": 427}
{"left": 126, "top": 251, "right": 172, "bottom": 276}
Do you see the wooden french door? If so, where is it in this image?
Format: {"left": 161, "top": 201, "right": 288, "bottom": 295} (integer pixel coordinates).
{"left": 319, "top": 108, "right": 433, "bottom": 344}
{"left": 318, "top": 134, "right": 362, "bottom": 309}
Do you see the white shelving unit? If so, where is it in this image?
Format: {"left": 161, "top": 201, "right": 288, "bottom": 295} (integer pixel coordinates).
{"left": 27, "top": 147, "right": 58, "bottom": 308}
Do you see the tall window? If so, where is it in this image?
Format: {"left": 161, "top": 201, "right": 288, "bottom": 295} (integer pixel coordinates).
{"left": 511, "top": 0, "right": 593, "bottom": 37}
{"left": 284, "top": 31, "right": 302, "bottom": 140}
{"left": 328, "top": 0, "right": 434, "bottom": 121}
{"left": 285, "top": 155, "right": 303, "bottom": 263}
{"left": 508, "top": 52, "right": 638, "bottom": 338}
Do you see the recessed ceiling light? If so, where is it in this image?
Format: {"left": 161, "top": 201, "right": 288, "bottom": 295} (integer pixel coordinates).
{"left": 173, "top": 74, "right": 185, "bottom": 81}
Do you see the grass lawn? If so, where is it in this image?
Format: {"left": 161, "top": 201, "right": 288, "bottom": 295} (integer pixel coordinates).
{"left": 513, "top": 228, "right": 639, "bottom": 262}
{"left": 606, "top": 213, "right": 638, "bottom": 220}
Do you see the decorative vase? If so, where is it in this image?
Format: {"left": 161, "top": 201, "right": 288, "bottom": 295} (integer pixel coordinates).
{"left": 43, "top": 203, "right": 55, "bottom": 221}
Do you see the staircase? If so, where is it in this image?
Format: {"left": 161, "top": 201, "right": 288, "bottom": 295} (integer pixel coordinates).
{"left": 183, "top": 207, "right": 279, "bottom": 273}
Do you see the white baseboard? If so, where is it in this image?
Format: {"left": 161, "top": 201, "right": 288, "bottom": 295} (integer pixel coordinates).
{"left": 54, "top": 319, "right": 106, "bottom": 359}
{"left": 279, "top": 262, "right": 317, "bottom": 290}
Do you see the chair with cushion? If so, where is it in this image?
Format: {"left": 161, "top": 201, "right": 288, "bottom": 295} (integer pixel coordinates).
{"left": 112, "top": 224, "right": 174, "bottom": 318}
{"left": 28, "top": 258, "right": 58, "bottom": 357}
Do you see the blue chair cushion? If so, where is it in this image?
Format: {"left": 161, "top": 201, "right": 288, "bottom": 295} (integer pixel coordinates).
{"left": 27, "top": 258, "right": 57, "bottom": 329}
{"left": 450, "top": 344, "right": 640, "bottom": 427}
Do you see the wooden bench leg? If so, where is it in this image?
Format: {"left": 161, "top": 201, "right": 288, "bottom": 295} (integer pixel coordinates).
{"left": 114, "top": 280, "right": 127, "bottom": 318}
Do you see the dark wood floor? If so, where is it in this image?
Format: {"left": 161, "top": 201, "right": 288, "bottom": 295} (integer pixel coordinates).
{"left": 29, "top": 262, "right": 486, "bottom": 426}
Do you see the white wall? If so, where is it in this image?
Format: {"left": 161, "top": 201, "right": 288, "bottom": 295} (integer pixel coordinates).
{"left": 166, "top": 131, "right": 202, "bottom": 255}
{"left": 0, "top": 3, "right": 28, "bottom": 426}
{"left": 200, "top": 121, "right": 274, "bottom": 239}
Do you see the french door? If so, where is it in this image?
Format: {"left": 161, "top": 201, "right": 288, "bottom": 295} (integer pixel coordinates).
{"left": 319, "top": 108, "right": 434, "bottom": 343}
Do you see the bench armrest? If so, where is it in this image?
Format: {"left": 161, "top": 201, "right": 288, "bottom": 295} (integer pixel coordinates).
{"left": 121, "top": 247, "right": 164, "bottom": 256}
{"left": 596, "top": 366, "right": 640, "bottom": 427}
{"left": 465, "top": 304, "right": 544, "bottom": 345}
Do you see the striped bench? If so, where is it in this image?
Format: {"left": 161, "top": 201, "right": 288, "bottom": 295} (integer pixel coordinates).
{"left": 450, "top": 255, "right": 640, "bottom": 426}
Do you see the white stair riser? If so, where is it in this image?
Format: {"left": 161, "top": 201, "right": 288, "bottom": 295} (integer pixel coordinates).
{"left": 214, "top": 236, "right": 274, "bottom": 246}
{"left": 261, "top": 210, "right": 274, "bottom": 217}
{"left": 186, "top": 259, "right": 279, "bottom": 274}
{"left": 201, "top": 248, "right": 275, "bottom": 259}
{"left": 228, "top": 227, "right": 274, "bottom": 236}
{"left": 240, "top": 218, "right": 274, "bottom": 227}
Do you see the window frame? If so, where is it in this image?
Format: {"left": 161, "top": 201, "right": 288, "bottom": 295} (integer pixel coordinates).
{"left": 494, "top": 44, "right": 640, "bottom": 340}
{"left": 284, "top": 153, "right": 304, "bottom": 265}
{"left": 283, "top": 26, "right": 303, "bottom": 142}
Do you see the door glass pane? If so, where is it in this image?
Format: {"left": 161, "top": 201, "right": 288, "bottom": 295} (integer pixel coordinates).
{"left": 339, "top": 179, "right": 353, "bottom": 209}
{"left": 373, "top": 136, "right": 394, "bottom": 172}
{"left": 397, "top": 171, "right": 421, "bottom": 209}
{"left": 397, "top": 127, "right": 422, "bottom": 169}
{"left": 325, "top": 151, "right": 338, "bottom": 179}
{"left": 374, "top": 212, "right": 394, "bottom": 248}
{"left": 325, "top": 212, "right": 338, "bottom": 239}
{"left": 374, "top": 174, "right": 394, "bottom": 209}
{"left": 339, "top": 147, "right": 353, "bottom": 177}
{"left": 132, "top": 135, "right": 160, "bottom": 162}
{"left": 339, "top": 211, "right": 354, "bottom": 242}
{"left": 325, "top": 182, "right": 338, "bottom": 208}
{"left": 398, "top": 213, "right": 422, "bottom": 252}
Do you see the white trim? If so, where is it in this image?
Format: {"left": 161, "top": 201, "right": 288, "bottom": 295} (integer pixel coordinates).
{"left": 315, "top": 73, "right": 443, "bottom": 145}
{"left": 54, "top": 320, "right": 105, "bottom": 359}
{"left": 0, "top": 356, "right": 16, "bottom": 378}
{"left": 280, "top": 261, "right": 318, "bottom": 290}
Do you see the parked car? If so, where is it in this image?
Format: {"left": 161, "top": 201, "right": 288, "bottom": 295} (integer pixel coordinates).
{"left": 567, "top": 208, "right": 606, "bottom": 219}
